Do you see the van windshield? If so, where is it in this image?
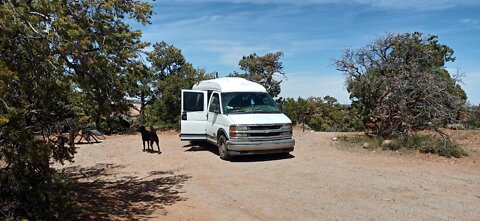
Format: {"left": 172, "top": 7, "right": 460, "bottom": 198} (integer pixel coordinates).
{"left": 221, "top": 92, "right": 281, "bottom": 114}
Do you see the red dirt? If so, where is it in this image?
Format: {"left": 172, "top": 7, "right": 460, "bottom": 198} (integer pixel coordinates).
{"left": 57, "top": 128, "right": 480, "bottom": 220}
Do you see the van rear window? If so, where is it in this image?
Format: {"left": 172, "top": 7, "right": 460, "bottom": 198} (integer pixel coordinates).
{"left": 183, "top": 92, "right": 204, "bottom": 111}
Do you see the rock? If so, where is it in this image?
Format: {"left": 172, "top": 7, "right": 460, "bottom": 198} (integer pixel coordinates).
{"left": 363, "top": 142, "right": 369, "bottom": 148}
{"left": 446, "top": 124, "right": 465, "bottom": 130}
{"left": 382, "top": 140, "right": 393, "bottom": 146}
{"left": 332, "top": 137, "right": 338, "bottom": 141}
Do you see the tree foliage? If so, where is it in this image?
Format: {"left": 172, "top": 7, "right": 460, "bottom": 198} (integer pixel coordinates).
{"left": 465, "top": 104, "right": 480, "bottom": 129}
{"left": 335, "top": 32, "right": 466, "bottom": 137}
{"left": 145, "top": 42, "right": 213, "bottom": 129}
{"left": 0, "top": 0, "right": 152, "bottom": 219}
{"left": 127, "top": 61, "right": 157, "bottom": 125}
{"left": 280, "top": 96, "right": 362, "bottom": 132}
{"left": 229, "top": 51, "right": 285, "bottom": 98}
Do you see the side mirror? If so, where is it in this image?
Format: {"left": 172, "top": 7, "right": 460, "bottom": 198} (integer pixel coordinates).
{"left": 181, "top": 111, "right": 187, "bottom": 120}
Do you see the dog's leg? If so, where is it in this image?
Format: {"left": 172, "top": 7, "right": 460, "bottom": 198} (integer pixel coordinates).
{"left": 143, "top": 140, "right": 146, "bottom": 152}
{"left": 156, "top": 141, "right": 160, "bottom": 154}
{"left": 150, "top": 140, "right": 154, "bottom": 152}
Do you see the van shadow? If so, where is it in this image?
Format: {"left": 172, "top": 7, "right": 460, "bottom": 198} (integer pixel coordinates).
{"left": 183, "top": 142, "right": 295, "bottom": 162}
{"left": 63, "top": 163, "right": 191, "bottom": 220}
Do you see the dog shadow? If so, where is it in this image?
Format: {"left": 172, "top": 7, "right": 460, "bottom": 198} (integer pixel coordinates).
{"left": 143, "top": 149, "right": 161, "bottom": 154}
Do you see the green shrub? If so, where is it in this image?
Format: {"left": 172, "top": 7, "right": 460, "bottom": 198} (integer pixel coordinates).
{"left": 421, "top": 139, "right": 468, "bottom": 158}
{"left": 465, "top": 105, "right": 480, "bottom": 129}
{"left": 399, "top": 134, "right": 468, "bottom": 158}
{"left": 339, "top": 133, "right": 468, "bottom": 158}
{"left": 338, "top": 135, "right": 384, "bottom": 149}
{"left": 382, "top": 139, "right": 401, "bottom": 150}
{"left": 401, "top": 134, "right": 431, "bottom": 148}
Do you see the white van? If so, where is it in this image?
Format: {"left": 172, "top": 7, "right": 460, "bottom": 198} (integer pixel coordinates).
{"left": 180, "top": 77, "right": 295, "bottom": 160}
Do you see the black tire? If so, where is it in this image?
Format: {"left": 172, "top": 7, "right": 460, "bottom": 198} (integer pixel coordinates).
{"left": 218, "top": 135, "right": 231, "bottom": 160}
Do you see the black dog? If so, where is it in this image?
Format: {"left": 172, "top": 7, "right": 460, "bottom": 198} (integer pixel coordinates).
{"left": 139, "top": 126, "right": 160, "bottom": 154}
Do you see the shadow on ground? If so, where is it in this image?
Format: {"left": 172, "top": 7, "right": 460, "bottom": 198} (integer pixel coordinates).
{"left": 183, "top": 142, "right": 295, "bottom": 162}
{"left": 63, "top": 163, "right": 191, "bottom": 220}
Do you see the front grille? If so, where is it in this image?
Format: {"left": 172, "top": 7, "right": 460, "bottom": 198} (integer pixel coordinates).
{"left": 250, "top": 132, "right": 282, "bottom": 137}
{"left": 249, "top": 125, "right": 282, "bottom": 130}
{"left": 231, "top": 124, "right": 291, "bottom": 141}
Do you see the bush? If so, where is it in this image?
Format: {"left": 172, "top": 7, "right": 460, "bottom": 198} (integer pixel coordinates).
{"left": 382, "top": 139, "right": 401, "bottom": 150}
{"left": 465, "top": 105, "right": 480, "bottom": 129}
{"left": 282, "top": 96, "right": 363, "bottom": 132}
{"left": 401, "top": 134, "right": 431, "bottom": 148}
{"left": 399, "top": 134, "right": 468, "bottom": 158}
{"left": 339, "top": 133, "right": 468, "bottom": 158}
{"left": 338, "top": 135, "right": 384, "bottom": 149}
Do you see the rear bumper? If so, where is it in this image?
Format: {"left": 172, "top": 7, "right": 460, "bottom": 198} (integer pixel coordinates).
{"left": 226, "top": 138, "right": 295, "bottom": 155}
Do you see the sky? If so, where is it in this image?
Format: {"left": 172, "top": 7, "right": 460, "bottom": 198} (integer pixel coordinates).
{"left": 136, "top": 0, "right": 480, "bottom": 104}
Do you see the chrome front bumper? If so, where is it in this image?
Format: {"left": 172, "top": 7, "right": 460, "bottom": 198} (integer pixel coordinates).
{"left": 226, "top": 138, "right": 295, "bottom": 154}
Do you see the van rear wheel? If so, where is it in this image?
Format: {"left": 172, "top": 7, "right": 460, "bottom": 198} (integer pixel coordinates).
{"left": 218, "top": 135, "right": 231, "bottom": 161}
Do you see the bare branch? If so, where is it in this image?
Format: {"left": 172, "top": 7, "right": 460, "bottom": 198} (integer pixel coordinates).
{"left": 27, "top": 21, "right": 44, "bottom": 37}
{"left": 28, "top": 11, "right": 50, "bottom": 20}
{"left": 0, "top": 98, "right": 8, "bottom": 110}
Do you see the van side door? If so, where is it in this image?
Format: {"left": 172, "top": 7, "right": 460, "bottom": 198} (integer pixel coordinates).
{"left": 180, "top": 90, "right": 208, "bottom": 141}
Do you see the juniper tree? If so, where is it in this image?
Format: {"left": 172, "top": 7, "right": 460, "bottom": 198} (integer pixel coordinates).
{"left": 0, "top": 0, "right": 152, "bottom": 219}
{"left": 335, "top": 32, "right": 466, "bottom": 137}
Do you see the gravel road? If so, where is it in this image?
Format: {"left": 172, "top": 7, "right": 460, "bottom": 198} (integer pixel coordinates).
{"left": 59, "top": 129, "right": 480, "bottom": 221}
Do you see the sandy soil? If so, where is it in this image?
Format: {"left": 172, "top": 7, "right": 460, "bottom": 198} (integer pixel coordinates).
{"left": 57, "top": 128, "right": 480, "bottom": 221}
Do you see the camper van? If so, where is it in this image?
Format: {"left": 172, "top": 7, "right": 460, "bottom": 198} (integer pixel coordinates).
{"left": 180, "top": 77, "right": 295, "bottom": 160}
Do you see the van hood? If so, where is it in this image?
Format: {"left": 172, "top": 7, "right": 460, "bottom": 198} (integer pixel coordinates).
{"left": 226, "top": 113, "right": 292, "bottom": 125}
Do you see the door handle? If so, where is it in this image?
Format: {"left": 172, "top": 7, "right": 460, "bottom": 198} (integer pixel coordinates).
{"left": 181, "top": 112, "right": 187, "bottom": 120}
{"left": 206, "top": 113, "right": 208, "bottom": 120}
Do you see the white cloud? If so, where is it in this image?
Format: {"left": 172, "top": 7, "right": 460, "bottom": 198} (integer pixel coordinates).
{"left": 460, "top": 18, "right": 477, "bottom": 24}
{"left": 163, "top": 0, "right": 480, "bottom": 10}
{"left": 287, "top": 38, "right": 345, "bottom": 53}
{"left": 459, "top": 18, "right": 480, "bottom": 29}
{"left": 196, "top": 40, "right": 277, "bottom": 66}
{"left": 170, "top": 15, "right": 222, "bottom": 27}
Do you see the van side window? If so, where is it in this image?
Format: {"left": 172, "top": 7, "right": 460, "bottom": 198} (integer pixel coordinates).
{"left": 183, "top": 92, "right": 204, "bottom": 111}
{"left": 209, "top": 93, "right": 221, "bottom": 113}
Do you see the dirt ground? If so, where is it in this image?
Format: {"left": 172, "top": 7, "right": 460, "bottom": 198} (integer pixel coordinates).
{"left": 57, "top": 128, "right": 480, "bottom": 221}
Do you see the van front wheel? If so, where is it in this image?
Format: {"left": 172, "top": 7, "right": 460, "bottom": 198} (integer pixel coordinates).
{"left": 218, "top": 135, "right": 231, "bottom": 161}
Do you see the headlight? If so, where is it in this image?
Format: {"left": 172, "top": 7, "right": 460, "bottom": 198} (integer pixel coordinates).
{"left": 229, "top": 125, "right": 248, "bottom": 138}
{"left": 282, "top": 123, "right": 293, "bottom": 137}
{"left": 229, "top": 125, "right": 248, "bottom": 131}
{"left": 282, "top": 123, "right": 292, "bottom": 131}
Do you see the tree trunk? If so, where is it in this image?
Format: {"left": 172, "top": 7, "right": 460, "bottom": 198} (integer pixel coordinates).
{"left": 140, "top": 92, "right": 146, "bottom": 125}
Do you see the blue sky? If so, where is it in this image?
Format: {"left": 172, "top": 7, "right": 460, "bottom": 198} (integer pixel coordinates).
{"left": 137, "top": 0, "right": 480, "bottom": 104}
